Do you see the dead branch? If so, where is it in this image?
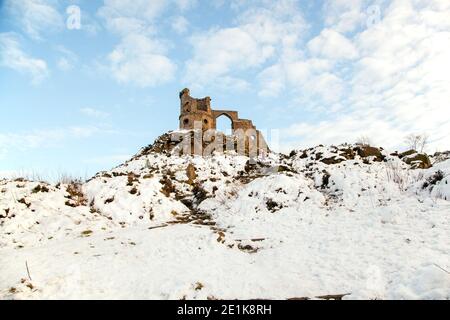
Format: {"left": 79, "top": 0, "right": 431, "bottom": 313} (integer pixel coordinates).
{"left": 25, "top": 260, "right": 32, "bottom": 281}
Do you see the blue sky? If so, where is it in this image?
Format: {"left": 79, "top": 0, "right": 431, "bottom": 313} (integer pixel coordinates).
{"left": 1, "top": 0, "right": 449, "bottom": 179}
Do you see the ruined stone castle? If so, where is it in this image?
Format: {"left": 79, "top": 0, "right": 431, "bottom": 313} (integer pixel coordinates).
{"left": 178, "top": 88, "right": 268, "bottom": 154}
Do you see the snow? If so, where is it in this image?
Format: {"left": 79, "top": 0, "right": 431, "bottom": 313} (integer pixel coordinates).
{"left": 1, "top": 140, "right": 449, "bottom": 300}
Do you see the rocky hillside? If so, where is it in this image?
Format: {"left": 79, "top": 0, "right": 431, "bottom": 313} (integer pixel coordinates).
{"left": 1, "top": 131, "right": 449, "bottom": 299}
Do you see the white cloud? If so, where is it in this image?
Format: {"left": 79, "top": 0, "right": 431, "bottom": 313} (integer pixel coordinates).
{"left": 323, "top": 0, "right": 366, "bottom": 33}
{"left": 279, "top": 112, "right": 409, "bottom": 152}
{"left": 185, "top": 27, "right": 274, "bottom": 88}
{"left": 99, "top": 0, "right": 167, "bottom": 20}
{"left": 0, "top": 33, "right": 49, "bottom": 84}
{"left": 80, "top": 108, "right": 110, "bottom": 119}
{"left": 98, "top": 0, "right": 198, "bottom": 34}
{"left": 308, "top": 29, "right": 358, "bottom": 60}
{"left": 107, "top": 34, "right": 176, "bottom": 87}
{"left": 55, "top": 46, "right": 78, "bottom": 72}
{"left": 184, "top": 0, "right": 306, "bottom": 89}
{"left": 308, "top": 72, "right": 345, "bottom": 103}
{"left": 98, "top": 0, "right": 167, "bottom": 36}
{"left": 101, "top": 16, "right": 154, "bottom": 36}
{"left": 347, "top": 0, "right": 450, "bottom": 150}
{"left": 258, "top": 57, "right": 337, "bottom": 98}
{"left": 285, "top": 58, "right": 332, "bottom": 84}
{"left": 98, "top": 0, "right": 177, "bottom": 87}
{"left": 78, "top": 11, "right": 102, "bottom": 36}
{"left": 0, "top": 129, "right": 65, "bottom": 158}
{"left": 257, "top": 64, "right": 286, "bottom": 97}
{"left": 68, "top": 126, "right": 104, "bottom": 138}
{"left": 6, "top": 0, "right": 64, "bottom": 40}
{"left": 0, "top": 126, "right": 117, "bottom": 159}
{"left": 277, "top": 0, "right": 450, "bottom": 151}
{"left": 172, "top": 16, "right": 189, "bottom": 34}
{"left": 57, "top": 57, "right": 72, "bottom": 71}
{"left": 175, "top": 0, "right": 198, "bottom": 11}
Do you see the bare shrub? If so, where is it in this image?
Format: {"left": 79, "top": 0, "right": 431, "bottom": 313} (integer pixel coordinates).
{"left": 65, "top": 181, "right": 87, "bottom": 207}
{"left": 356, "top": 135, "right": 372, "bottom": 147}
{"left": 385, "top": 161, "right": 418, "bottom": 191}
{"left": 57, "top": 173, "right": 85, "bottom": 185}
{"left": 215, "top": 185, "right": 239, "bottom": 209}
{"left": 404, "top": 133, "right": 429, "bottom": 153}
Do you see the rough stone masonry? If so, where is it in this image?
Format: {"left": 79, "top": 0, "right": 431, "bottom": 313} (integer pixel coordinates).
{"left": 178, "top": 88, "right": 269, "bottom": 155}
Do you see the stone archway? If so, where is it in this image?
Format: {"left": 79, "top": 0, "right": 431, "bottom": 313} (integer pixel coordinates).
{"left": 212, "top": 110, "right": 239, "bottom": 131}
{"left": 215, "top": 113, "right": 233, "bottom": 133}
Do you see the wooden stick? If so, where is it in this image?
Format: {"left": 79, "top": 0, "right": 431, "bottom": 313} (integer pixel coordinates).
{"left": 25, "top": 260, "right": 32, "bottom": 281}
{"left": 434, "top": 263, "right": 450, "bottom": 274}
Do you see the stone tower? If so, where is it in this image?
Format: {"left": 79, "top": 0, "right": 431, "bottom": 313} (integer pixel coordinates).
{"left": 179, "top": 88, "right": 214, "bottom": 131}
{"left": 178, "top": 88, "right": 269, "bottom": 152}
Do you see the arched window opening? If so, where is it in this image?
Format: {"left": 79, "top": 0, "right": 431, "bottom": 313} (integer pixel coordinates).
{"left": 216, "top": 114, "right": 233, "bottom": 135}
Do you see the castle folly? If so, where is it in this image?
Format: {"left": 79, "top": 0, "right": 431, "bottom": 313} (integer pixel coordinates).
{"left": 178, "top": 88, "right": 268, "bottom": 153}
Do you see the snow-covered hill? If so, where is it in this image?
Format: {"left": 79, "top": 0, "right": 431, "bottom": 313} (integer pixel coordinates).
{"left": 1, "top": 132, "right": 449, "bottom": 299}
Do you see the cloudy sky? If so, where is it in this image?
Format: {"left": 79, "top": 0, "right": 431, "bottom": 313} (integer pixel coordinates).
{"left": 1, "top": 0, "right": 449, "bottom": 179}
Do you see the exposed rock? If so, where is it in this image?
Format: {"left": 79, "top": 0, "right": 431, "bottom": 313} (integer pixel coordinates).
{"left": 321, "top": 171, "right": 331, "bottom": 188}
{"left": 299, "top": 151, "right": 308, "bottom": 159}
{"left": 399, "top": 149, "right": 417, "bottom": 159}
{"left": 244, "top": 160, "right": 256, "bottom": 173}
{"left": 403, "top": 153, "right": 432, "bottom": 169}
{"left": 321, "top": 157, "right": 345, "bottom": 165}
{"left": 137, "top": 129, "right": 267, "bottom": 158}
{"left": 104, "top": 196, "right": 115, "bottom": 204}
{"left": 338, "top": 147, "right": 356, "bottom": 160}
{"left": 127, "top": 173, "right": 139, "bottom": 186}
{"left": 265, "top": 199, "right": 283, "bottom": 213}
{"left": 432, "top": 151, "right": 450, "bottom": 164}
{"left": 192, "top": 183, "right": 208, "bottom": 206}
{"left": 31, "top": 184, "right": 50, "bottom": 193}
{"left": 355, "top": 146, "right": 384, "bottom": 162}
{"left": 186, "top": 163, "right": 197, "bottom": 185}
{"left": 277, "top": 165, "right": 296, "bottom": 173}
{"left": 129, "top": 186, "right": 138, "bottom": 195}
{"left": 160, "top": 176, "right": 176, "bottom": 197}
{"left": 422, "top": 170, "right": 444, "bottom": 189}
